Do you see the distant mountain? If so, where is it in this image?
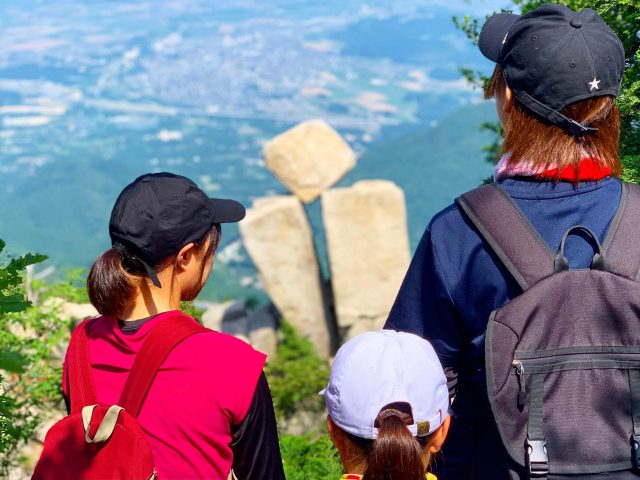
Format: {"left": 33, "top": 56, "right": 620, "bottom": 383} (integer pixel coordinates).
{"left": 0, "top": 0, "right": 501, "bottom": 301}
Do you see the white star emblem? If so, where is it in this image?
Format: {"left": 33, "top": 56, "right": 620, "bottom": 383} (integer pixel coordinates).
{"left": 589, "top": 78, "right": 601, "bottom": 91}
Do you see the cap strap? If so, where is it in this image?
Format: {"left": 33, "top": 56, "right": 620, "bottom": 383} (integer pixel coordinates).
{"left": 373, "top": 409, "right": 444, "bottom": 438}
{"left": 516, "top": 91, "right": 599, "bottom": 137}
{"left": 138, "top": 258, "right": 162, "bottom": 288}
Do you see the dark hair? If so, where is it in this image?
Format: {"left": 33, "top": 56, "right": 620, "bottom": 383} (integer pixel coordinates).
{"left": 87, "top": 224, "right": 221, "bottom": 317}
{"left": 485, "top": 64, "right": 621, "bottom": 177}
{"left": 339, "top": 403, "right": 430, "bottom": 480}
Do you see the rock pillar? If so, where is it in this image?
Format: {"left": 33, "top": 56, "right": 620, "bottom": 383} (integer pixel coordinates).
{"left": 239, "top": 196, "right": 330, "bottom": 356}
{"left": 322, "top": 180, "right": 410, "bottom": 337}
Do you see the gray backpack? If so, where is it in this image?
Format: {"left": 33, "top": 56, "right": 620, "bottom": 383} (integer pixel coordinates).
{"left": 456, "top": 182, "right": 640, "bottom": 479}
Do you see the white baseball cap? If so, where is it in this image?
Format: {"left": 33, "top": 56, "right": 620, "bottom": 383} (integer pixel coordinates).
{"left": 321, "top": 330, "right": 449, "bottom": 440}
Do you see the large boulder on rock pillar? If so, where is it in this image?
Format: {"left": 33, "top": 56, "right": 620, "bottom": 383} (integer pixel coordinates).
{"left": 263, "top": 120, "right": 356, "bottom": 203}
{"left": 239, "top": 196, "right": 330, "bottom": 356}
{"left": 322, "top": 180, "right": 410, "bottom": 332}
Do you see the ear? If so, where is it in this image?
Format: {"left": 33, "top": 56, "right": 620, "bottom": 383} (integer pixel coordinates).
{"left": 175, "top": 243, "right": 197, "bottom": 271}
{"left": 503, "top": 84, "right": 514, "bottom": 115}
{"left": 427, "top": 414, "right": 451, "bottom": 454}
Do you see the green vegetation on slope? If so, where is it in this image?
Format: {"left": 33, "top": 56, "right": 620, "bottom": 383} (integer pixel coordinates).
{"left": 265, "top": 321, "right": 342, "bottom": 479}
{"left": 265, "top": 321, "right": 330, "bottom": 421}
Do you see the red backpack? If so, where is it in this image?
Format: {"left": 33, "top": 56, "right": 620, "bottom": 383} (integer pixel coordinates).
{"left": 33, "top": 314, "right": 207, "bottom": 480}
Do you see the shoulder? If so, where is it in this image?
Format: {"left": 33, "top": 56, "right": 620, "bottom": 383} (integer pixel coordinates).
{"left": 427, "top": 199, "right": 479, "bottom": 248}
{"left": 178, "top": 329, "right": 267, "bottom": 369}
{"left": 428, "top": 203, "right": 463, "bottom": 233}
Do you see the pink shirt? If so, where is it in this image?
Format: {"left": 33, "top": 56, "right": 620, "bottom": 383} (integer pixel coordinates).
{"left": 62, "top": 311, "right": 266, "bottom": 479}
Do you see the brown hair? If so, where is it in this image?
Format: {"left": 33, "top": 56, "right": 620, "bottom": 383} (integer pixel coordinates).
{"left": 339, "top": 404, "right": 433, "bottom": 480}
{"left": 485, "top": 64, "right": 621, "bottom": 178}
{"left": 87, "top": 224, "right": 221, "bottom": 317}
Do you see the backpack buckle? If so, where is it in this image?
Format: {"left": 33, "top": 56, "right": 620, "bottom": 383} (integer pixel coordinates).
{"left": 526, "top": 438, "right": 549, "bottom": 477}
{"left": 632, "top": 435, "right": 640, "bottom": 469}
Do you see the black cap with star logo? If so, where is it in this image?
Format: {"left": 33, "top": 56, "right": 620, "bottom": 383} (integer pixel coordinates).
{"left": 479, "top": 4, "right": 625, "bottom": 137}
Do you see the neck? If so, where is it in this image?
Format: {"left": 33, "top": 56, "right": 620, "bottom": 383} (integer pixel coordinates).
{"left": 337, "top": 448, "right": 367, "bottom": 475}
{"left": 120, "top": 278, "right": 181, "bottom": 321}
{"left": 342, "top": 460, "right": 367, "bottom": 476}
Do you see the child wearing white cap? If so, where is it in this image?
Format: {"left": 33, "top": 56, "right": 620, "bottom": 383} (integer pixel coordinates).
{"left": 321, "top": 330, "right": 451, "bottom": 480}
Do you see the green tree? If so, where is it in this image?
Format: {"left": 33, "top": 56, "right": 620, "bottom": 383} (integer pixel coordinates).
{"left": 457, "top": 0, "right": 640, "bottom": 180}
{"left": 0, "top": 240, "right": 46, "bottom": 461}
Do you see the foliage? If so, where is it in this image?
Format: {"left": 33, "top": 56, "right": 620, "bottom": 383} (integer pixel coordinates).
{"left": 280, "top": 433, "right": 343, "bottom": 480}
{"left": 455, "top": 0, "right": 640, "bottom": 177}
{"left": 0, "top": 239, "right": 48, "bottom": 468}
{"left": 35, "top": 268, "right": 89, "bottom": 304}
{"left": 265, "top": 321, "right": 330, "bottom": 421}
{"left": 180, "top": 301, "right": 204, "bottom": 324}
{"left": 266, "top": 323, "right": 343, "bottom": 478}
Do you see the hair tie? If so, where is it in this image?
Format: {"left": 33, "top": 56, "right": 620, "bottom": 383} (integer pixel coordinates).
{"left": 112, "top": 243, "right": 162, "bottom": 288}
{"left": 112, "top": 242, "right": 128, "bottom": 257}
{"left": 377, "top": 408, "right": 405, "bottom": 424}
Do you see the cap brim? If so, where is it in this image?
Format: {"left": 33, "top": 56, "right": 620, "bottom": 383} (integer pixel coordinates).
{"left": 479, "top": 12, "right": 519, "bottom": 63}
{"left": 210, "top": 198, "right": 246, "bottom": 223}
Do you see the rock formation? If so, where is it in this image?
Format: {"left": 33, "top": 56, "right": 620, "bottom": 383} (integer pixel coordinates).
{"left": 322, "top": 180, "right": 410, "bottom": 336}
{"left": 239, "top": 196, "right": 330, "bottom": 356}
{"left": 263, "top": 120, "right": 356, "bottom": 203}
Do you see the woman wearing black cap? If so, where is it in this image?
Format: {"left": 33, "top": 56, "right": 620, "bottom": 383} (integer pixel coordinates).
{"left": 385, "top": 4, "right": 632, "bottom": 479}
{"left": 59, "top": 173, "right": 285, "bottom": 479}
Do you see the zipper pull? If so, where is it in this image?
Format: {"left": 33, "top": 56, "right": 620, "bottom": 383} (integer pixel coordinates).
{"left": 513, "top": 360, "right": 527, "bottom": 408}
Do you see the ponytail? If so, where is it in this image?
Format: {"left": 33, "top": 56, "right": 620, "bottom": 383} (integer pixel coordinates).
{"left": 362, "top": 408, "right": 426, "bottom": 480}
{"left": 87, "top": 248, "right": 136, "bottom": 317}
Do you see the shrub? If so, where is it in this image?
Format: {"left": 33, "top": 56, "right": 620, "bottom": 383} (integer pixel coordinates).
{"left": 280, "top": 433, "right": 343, "bottom": 480}
{"left": 265, "top": 321, "right": 330, "bottom": 420}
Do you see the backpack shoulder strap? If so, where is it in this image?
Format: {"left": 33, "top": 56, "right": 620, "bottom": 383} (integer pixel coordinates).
{"left": 602, "top": 182, "right": 640, "bottom": 281}
{"left": 455, "top": 183, "right": 555, "bottom": 291}
{"left": 118, "top": 313, "right": 208, "bottom": 417}
{"left": 68, "top": 318, "right": 99, "bottom": 414}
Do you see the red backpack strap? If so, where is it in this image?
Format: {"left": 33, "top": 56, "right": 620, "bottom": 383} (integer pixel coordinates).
{"left": 68, "top": 318, "right": 99, "bottom": 414}
{"left": 118, "top": 313, "right": 208, "bottom": 417}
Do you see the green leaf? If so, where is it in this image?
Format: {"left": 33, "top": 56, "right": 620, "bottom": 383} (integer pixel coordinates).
{"left": 0, "top": 352, "right": 26, "bottom": 374}
{"left": 0, "top": 293, "right": 31, "bottom": 314}
{"left": 6, "top": 253, "right": 47, "bottom": 274}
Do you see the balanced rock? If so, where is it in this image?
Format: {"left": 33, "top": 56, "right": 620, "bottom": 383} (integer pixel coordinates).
{"left": 263, "top": 120, "right": 356, "bottom": 203}
{"left": 240, "top": 196, "right": 330, "bottom": 356}
{"left": 322, "top": 180, "right": 410, "bottom": 331}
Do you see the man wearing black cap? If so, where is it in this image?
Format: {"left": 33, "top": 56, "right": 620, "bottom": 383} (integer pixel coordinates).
{"left": 385, "top": 4, "right": 628, "bottom": 478}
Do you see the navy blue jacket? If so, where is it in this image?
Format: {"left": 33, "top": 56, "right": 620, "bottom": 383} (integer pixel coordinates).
{"left": 385, "top": 177, "right": 623, "bottom": 478}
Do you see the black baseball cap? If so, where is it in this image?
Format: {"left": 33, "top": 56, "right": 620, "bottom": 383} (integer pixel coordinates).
{"left": 109, "top": 172, "right": 245, "bottom": 287}
{"left": 479, "top": 4, "right": 625, "bottom": 137}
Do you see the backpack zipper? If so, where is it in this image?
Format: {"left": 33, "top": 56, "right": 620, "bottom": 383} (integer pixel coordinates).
{"left": 512, "top": 349, "right": 640, "bottom": 408}
{"left": 513, "top": 350, "right": 640, "bottom": 374}
{"left": 512, "top": 360, "right": 527, "bottom": 408}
